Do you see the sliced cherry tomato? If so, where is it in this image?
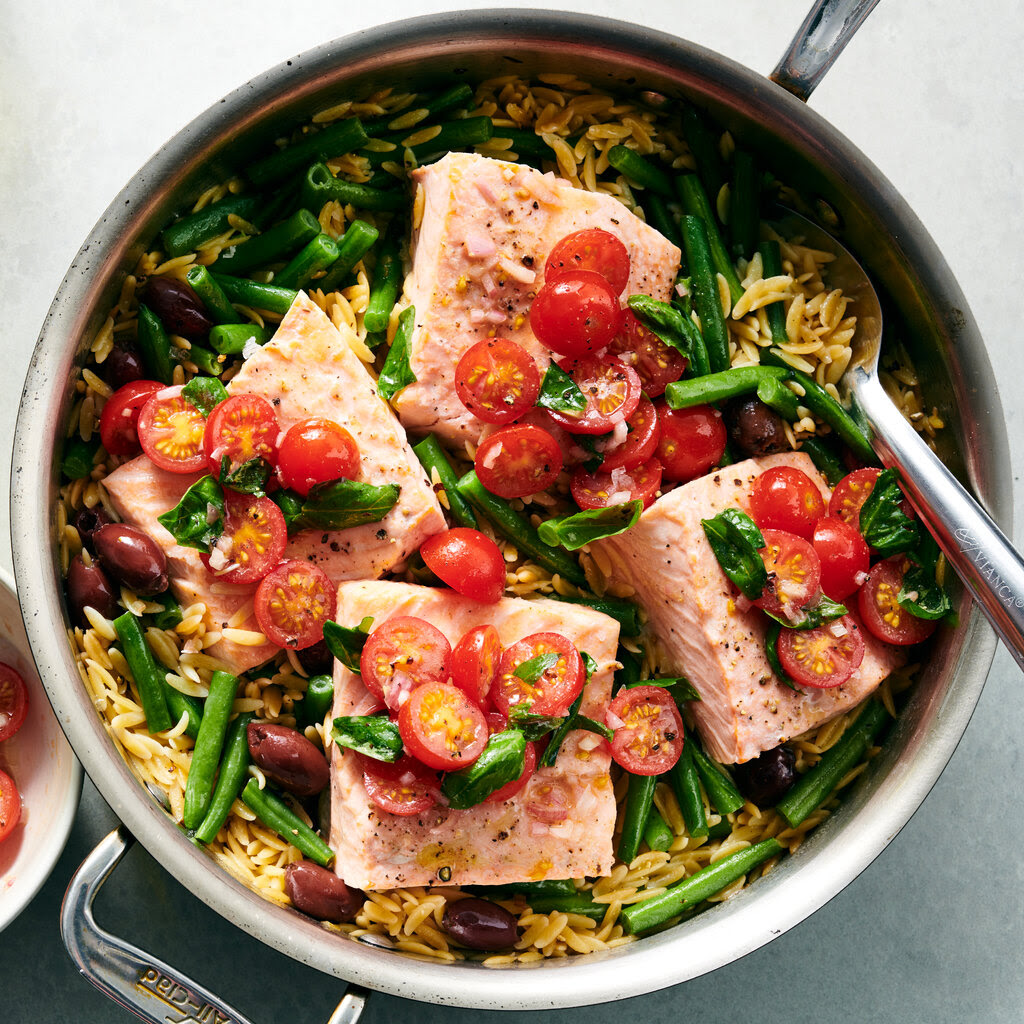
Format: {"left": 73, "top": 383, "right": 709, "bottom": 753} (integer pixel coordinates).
{"left": 606, "top": 310, "right": 688, "bottom": 397}
{"left": 813, "top": 516, "right": 871, "bottom": 601}
{"left": 858, "top": 557, "right": 938, "bottom": 645}
{"left": 525, "top": 776, "right": 572, "bottom": 824}
{"left": 749, "top": 466, "right": 826, "bottom": 540}
{"left": 359, "top": 616, "right": 453, "bottom": 711}
{"left": 754, "top": 529, "right": 822, "bottom": 622}
{"left": 98, "top": 380, "right": 164, "bottom": 456}
{"left": 200, "top": 492, "right": 287, "bottom": 584}
{"left": 276, "top": 418, "right": 359, "bottom": 496}
{"left": 486, "top": 740, "right": 537, "bottom": 803}
{"left": 397, "top": 681, "right": 489, "bottom": 771}
{"left": 0, "top": 663, "right": 29, "bottom": 743}
{"left": 361, "top": 754, "right": 438, "bottom": 817}
{"left": 475, "top": 423, "right": 563, "bottom": 499}
{"left": 454, "top": 338, "right": 541, "bottom": 425}
{"left": 607, "top": 684, "right": 684, "bottom": 775}
{"left": 0, "top": 769, "right": 21, "bottom": 843}
{"left": 547, "top": 355, "right": 642, "bottom": 436}
{"left": 485, "top": 710, "right": 508, "bottom": 735}
{"left": 544, "top": 228, "right": 630, "bottom": 295}
{"left": 204, "top": 394, "right": 279, "bottom": 477}
{"left": 597, "top": 395, "right": 661, "bottom": 472}
{"left": 777, "top": 615, "right": 866, "bottom": 689}
{"left": 420, "top": 528, "right": 506, "bottom": 604}
{"left": 655, "top": 403, "right": 727, "bottom": 483}
{"left": 137, "top": 385, "right": 208, "bottom": 473}
{"left": 254, "top": 559, "right": 336, "bottom": 651}
{"left": 530, "top": 271, "right": 625, "bottom": 358}
{"left": 493, "top": 632, "right": 585, "bottom": 717}
{"left": 571, "top": 459, "right": 663, "bottom": 510}
{"left": 451, "top": 624, "right": 503, "bottom": 709}
{"left": 827, "top": 467, "right": 880, "bottom": 528}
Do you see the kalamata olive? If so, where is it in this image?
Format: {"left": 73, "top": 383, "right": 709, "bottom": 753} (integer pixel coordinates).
{"left": 442, "top": 897, "right": 519, "bottom": 951}
{"left": 297, "top": 638, "right": 333, "bottom": 675}
{"left": 66, "top": 555, "right": 119, "bottom": 626}
{"left": 72, "top": 506, "right": 114, "bottom": 544}
{"left": 93, "top": 523, "right": 169, "bottom": 596}
{"left": 733, "top": 744, "right": 797, "bottom": 807}
{"left": 725, "top": 396, "right": 790, "bottom": 457}
{"left": 104, "top": 343, "right": 145, "bottom": 389}
{"left": 247, "top": 722, "right": 330, "bottom": 797}
{"left": 142, "top": 275, "right": 213, "bottom": 341}
{"left": 285, "top": 861, "right": 364, "bottom": 922}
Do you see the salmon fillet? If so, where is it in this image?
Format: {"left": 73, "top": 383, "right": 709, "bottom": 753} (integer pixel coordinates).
{"left": 327, "top": 580, "right": 621, "bottom": 890}
{"left": 394, "top": 152, "right": 681, "bottom": 445}
{"left": 592, "top": 453, "right": 905, "bottom": 764}
{"left": 103, "top": 293, "right": 446, "bottom": 673}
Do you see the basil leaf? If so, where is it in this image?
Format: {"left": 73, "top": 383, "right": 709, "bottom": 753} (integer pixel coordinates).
{"left": 623, "top": 676, "right": 702, "bottom": 702}
{"left": 701, "top": 507, "right": 768, "bottom": 599}
{"left": 513, "top": 651, "right": 559, "bottom": 684}
{"left": 323, "top": 617, "right": 374, "bottom": 673}
{"left": 156, "top": 475, "right": 225, "bottom": 552}
{"left": 331, "top": 715, "right": 403, "bottom": 762}
{"left": 219, "top": 454, "right": 271, "bottom": 496}
{"left": 442, "top": 729, "right": 526, "bottom": 809}
{"left": 761, "top": 594, "right": 848, "bottom": 631}
{"left": 572, "top": 432, "right": 606, "bottom": 473}
{"left": 627, "top": 293, "right": 705, "bottom": 375}
{"left": 764, "top": 621, "right": 798, "bottom": 690}
{"left": 506, "top": 709, "right": 564, "bottom": 742}
{"left": 576, "top": 715, "right": 614, "bottom": 742}
{"left": 273, "top": 479, "right": 400, "bottom": 535}
{"left": 581, "top": 651, "right": 599, "bottom": 679}
{"left": 859, "top": 468, "right": 920, "bottom": 556}
{"left": 539, "top": 691, "right": 585, "bottom": 768}
{"left": 181, "top": 376, "right": 229, "bottom": 416}
{"left": 537, "top": 500, "right": 643, "bottom": 551}
{"left": 377, "top": 304, "right": 417, "bottom": 401}
{"left": 898, "top": 564, "right": 953, "bottom": 621}
{"left": 536, "top": 362, "right": 586, "bottom": 414}
{"left": 149, "top": 593, "right": 183, "bottom": 630}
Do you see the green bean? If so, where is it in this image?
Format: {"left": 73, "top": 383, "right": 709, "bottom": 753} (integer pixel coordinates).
{"left": 210, "top": 273, "right": 298, "bottom": 315}
{"left": 363, "top": 233, "right": 402, "bottom": 333}
{"left": 412, "top": 434, "right": 478, "bottom": 529}
{"left": 182, "top": 670, "right": 240, "bottom": 830}
{"left": 729, "top": 149, "right": 759, "bottom": 260}
{"left": 186, "top": 345, "right": 224, "bottom": 377}
{"left": 669, "top": 741, "right": 708, "bottom": 838}
{"left": 193, "top": 712, "right": 254, "bottom": 843}
{"left": 665, "top": 364, "right": 788, "bottom": 409}
{"left": 273, "top": 233, "right": 340, "bottom": 290}
{"left": 241, "top": 778, "right": 334, "bottom": 866}
{"left": 643, "top": 805, "right": 674, "bottom": 852}
{"left": 526, "top": 892, "right": 606, "bottom": 922}
{"left": 315, "top": 220, "right": 381, "bottom": 294}
{"left": 680, "top": 106, "right": 726, "bottom": 207}
{"left": 628, "top": 294, "right": 710, "bottom": 378}
{"left": 212, "top": 209, "right": 321, "bottom": 277}
{"left": 136, "top": 304, "right": 176, "bottom": 385}
{"left": 490, "top": 126, "right": 552, "bottom": 162}
{"left": 477, "top": 878, "right": 577, "bottom": 899}
{"left": 620, "top": 838, "right": 782, "bottom": 934}
{"left": 61, "top": 436, "right": 99, "bottom": 480}
{"left": 549, "top": 594, "right": 642, "bottom": 636}
{"left": 799, "top": 436, "right": 847, "bottom": 486}
{"left": 113, "top": 612, "right": 173, "bottom": 734}
{"left": 208, "top": 322, "right": 269, "bottom": 356}
{"left": 184, "top": 266, "right": 243, "bottom": 325}
{"left": 645, "top": 194, "right": 683, "bottom": 252}
{"left": 297, "top": 674, "right": 334, "bottom": 730}
{"left": 756, "top": 372, "right": 801, "bottom": 421}
{"left": 681, "top": 214, "right": 731, "bottom": 373}
{"left": 707, "top": 816, "right": 733, "bottom": 840}
{"left": 677, "top": 176, "right": 744, "bottom": 304}
{"left": 161, "top": 194, "right": 263, "bottom": 259}
{"left": 455, "top": 470, "right": 587, "bottom": 587}
{"left": 302, "top": 161, "right": 406, "bottom": 212}
{"left": 758, "top": 239, "right": 789, "bottom": 347}
{"left": 161, "top": 683, "right": 203, "bottom": 740}
{"left": 689, "top": 739, "right": 745, "bottom": 816}
{"left": 248, "top": 117, "right": 369, "bottom": 187}
{"left": 614, "top": 647, "right": 643, "bottom": 694}
{"left": 777, "top": 700, "right": 890, "bottom": 827}
{"left": 372, "top": 116, "right": 494, "bottom": 164}
{"left": 607, "top": 145, "right": 674, "bottom": 197}
{"left": 617, "top": 773, "right": 657, "bottom": 864}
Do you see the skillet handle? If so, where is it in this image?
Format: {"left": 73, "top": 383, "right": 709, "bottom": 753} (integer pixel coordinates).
{"left": 771, "top": 0, "right": 882, "bottom": 101}
{"left": 61, "top": 825, "right": 369, "bottom": 1024}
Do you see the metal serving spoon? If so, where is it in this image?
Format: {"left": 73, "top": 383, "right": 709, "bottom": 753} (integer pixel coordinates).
{"left": 772, "top": 208, "right": 1024, "bottom": 672}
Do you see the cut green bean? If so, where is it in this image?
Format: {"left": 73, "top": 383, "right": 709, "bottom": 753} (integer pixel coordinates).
{"left": 617, "top": 772, "right": 657, "bottom": 864}
{"left": 186, "top": 345, "right": 224, "bottom": 376}
{"left": 113, "top": 612, "right": 173, "bottom": 734}
{"left": 707, "top": 816, "right": 733, "bottom": 840}
{"left": 680, "top": 214, "right": 731, "bottom": 372}
{"left": 161, "top": 194, "right": 263, "bottom": 259}
{"left": 182, "top": 670, "right": 239, "bottom": 830}
{"left": 643, "top": 805, "right": 674, "bottom": 852}
{"left": 607, "top": 145, "right": 674, "bottom": 197}
{"left": 184, "top": 266, "right": 244, "bottom": 324}
{"left": 363, "top": 233, "right": 402, "bottom": 333}
{"left": 526, "top": 892, "right": 607, "bottom": 922}
{"left": 729, "top": 150, "right": 759, "bottom": 260}
{"left": 193, "top": 712, "right": 254, "bottom": 843}
{"left": 549, "top": 593, "right": 642, "bottom": 636}
{"left": 665, "top": 364, "right": 788, "bottom": 409}
{"left": 248, "top": 118, "right": 369, "bottom": 187}
{"left": 759, "top": 239, "right": 789, "bottom": 347}
{"left": 777, "top": 700, "right": 890, "bottom": 827}
{"left": 136, "top": 304, "right": 176, "bottom": 384}
{"left": 372, "top": 116, "right": 494, "bottom": 164}
{"left": 297, "top": 674, "right": 334, "bottom": 730}
{"left": 477, "top": 878, "right": 577, "bottom": 899}
{"left": 689, "top": 739, "right": 745, "bottom": 816}
{"left": 303, "top": 161, "right": 406, "bottom": 212}
{"left": 628, "top": 294, "right": 710, "bottom": 378}
{"left": 669, "top": 741, "right": 708, "bottom": 838}
{"left": 490, "top": 126, "right": 553, "bottom": 162}
{"left": 677, "top": 176, "right": 744, "bottom": 305}
{"left": 412, "top": 434, "right": 478, "bottom": 529}
{"left": 162, "top": 683, "right": 203, "bottom": 740}
{"left": 213, "top": 209, "right": 321, "bottom": 277}
{"left": 273, "top": 232, "right": 340, "bottom": 290}
{"left": 681, "top": 106, "right": 726, "bottom": 208}
{"left": 316, "top": 220, "right": 381, "bottom": 294}
{"left": 455, "top": 470, "right": 587, "bottom": 587}
{"left": 208, "top": 322, "right": 268, "bottom": 355}
{"left": 621, "top": 838, "right": 782, "bottom": 934}
{"left": 799, "top": 436, "right": 846, "bottom": 486}
{"left": 756, "top": 373, "right": 801, "bottom": 421}
{"left": 61, "top": 436, "right": 99, "bottom": 480}
{"left": 211, "top": 274, "right": 298, "bottom": 315}
{"left": 241, "top": 778, "right": 335, "bottom": 866}
{"left": 645, "top": 194, "right": 683, "bottom": 251}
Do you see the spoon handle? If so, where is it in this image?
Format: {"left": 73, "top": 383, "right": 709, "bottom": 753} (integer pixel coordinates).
{"left": 855, "top": 373, "right": 1024, "bottom": 672}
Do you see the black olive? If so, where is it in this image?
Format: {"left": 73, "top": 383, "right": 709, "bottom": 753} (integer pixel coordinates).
{"left": 66, "top": 555, "right": 119, "bottom": 626}
{"left": 442, "top": 897, "right": 518, "bottom": 950}
{"left": 725, "top": 396, "right": 790, "bottom": 457}
{"left": 285, "top": 861, "right": 363, "bottom": 923}
{"left": 297, "top": 638, "right": 333, "bottom": 675}
{"left": 104, "top": 344, "right": 146, "bottom": 389}
{"left": 142, "top": 276, "right": 213, "bottom": 341}
{"left": 72, "top": 505, "right": 114, "bottom": 544}
{"left": 93, "top": 523, "right": 169, "bottom": 596}
{"left": 733, "top": 744, "right": 797, "bottom": 807}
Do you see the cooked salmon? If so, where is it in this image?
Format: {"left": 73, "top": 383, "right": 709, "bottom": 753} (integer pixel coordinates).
{"left": 394, "top": 152, "right": 681, "bottom": 445}
{"left": 103, "top": 293, "right": 446, "bottom": 673}
{"left": 592, "top": 453, "right": 905, "bottom": 764}
{"left": 327, "top": 580, "right": 621, "bottom": 890}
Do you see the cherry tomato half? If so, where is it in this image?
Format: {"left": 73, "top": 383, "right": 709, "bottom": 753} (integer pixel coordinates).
{"left": 98, "top": 380, "right": 164, "bottom": 456}
{"left": 571, "top": 459, "right": 663, "bottom": 510}
{"left": 493, "top": 632, "right": 585, "bottom": 717}
{"left": 827, "top": 467, "right": 880, "bottom": 528}
{"left": 359, "top": 617, "right": 453, "bottom": 711}
{"left": 137, "top": 385, "right": 208, "bottom": 473}
{"left": 813, "top": 516, "right": 871, "bottom": 602}
{"left": 607, "top": 684, "right": 684, "bottom": 775}
{"left": 0, "top": 769, "right": 21, "bottom": 843}
{"left": 0, "top": 663, "right": 29, "bottom": 743}
{"left": 754, "top": 529, "right": 822, "bottom": 622}
{"left": 450, "top": 624, "right": 503, "bottom": 709}
{"left": 858, "top": 557, "right": 938, "bottom": 646}
{"left": 547, "top": 355, "right": 642, "bottom": 436}
{"left": 254, "top": 560, "right": 336, "bottom": 651}
{"left": 530, "top": 271, "right": 625, "bottom": 358}
{"left": 544, "top": 228, "right": 631, "bottom": 295}
{"left": 486, "top": 740, "right": 537, "bottom": 803}
{"left": 361, "top": 754, "right": 438, "bottom": 817}
{"left": 204, "top": 393, "right": 279, "bottom": 477}
{"left": 597, "top": 395, "right": 661, "bottom": 473}
{"left": 276, "top": 418, "right": 359, "bottom": 497}
{"left": 454, "top": 338, "right": 541, "bottom": 425}
{"left": 777, "top": 615, "right": 866, "bottom": 689}
{"left": 656, "top": 403, "right": 727, "bottom": 483}
{"left": 200, "top": 491, "right": 287, "bottom": 584}
{"left": 749, "top": 466, "right": 826, "bottom": 540}
{"left": 606, "top": 310, "right": 688, "bottom": 397}
{"left": 398, "top": 681, "right": 489, "bottom": 771}
{"left": 475, "top": 423, "right": 563, "bottom": 499}
{"left": 420, "top": 529, "right": 506, "bottom": 604}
